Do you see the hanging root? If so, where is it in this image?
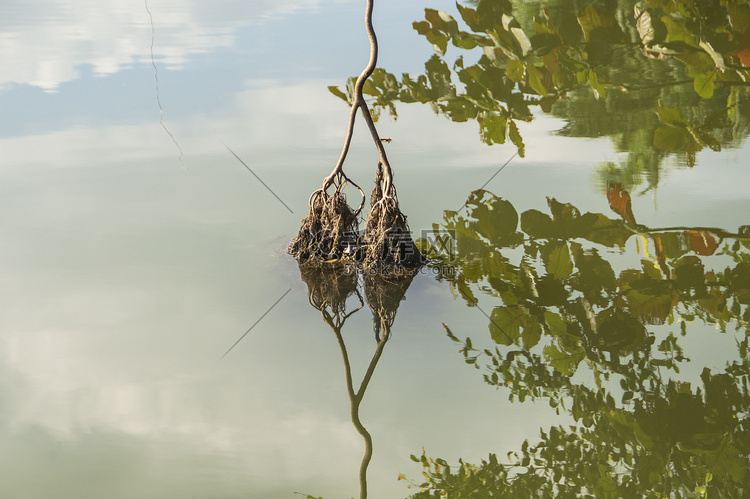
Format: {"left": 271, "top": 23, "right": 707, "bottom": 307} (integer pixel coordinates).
{"left": 288, "top": 175, "right": 363, "bottom": 264}
{"left": 359, "top": 162, "right": 424, "bottom": 273}
{"left": 288, "top": 0, "right": 423, "bottom": 276}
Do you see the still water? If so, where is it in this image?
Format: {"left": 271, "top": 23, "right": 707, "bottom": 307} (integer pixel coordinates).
{"left": 1, "top": 0, "right": 748, "bottom": 497}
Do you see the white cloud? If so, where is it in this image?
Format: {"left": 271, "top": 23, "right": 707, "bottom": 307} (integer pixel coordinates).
{"left": 0, "top": 0, "right": 325, "bottom": 91}
{"left": 0, "top": 80, "right": 348, "bottom": 169}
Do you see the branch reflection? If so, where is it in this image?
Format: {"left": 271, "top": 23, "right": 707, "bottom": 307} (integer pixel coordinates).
{"left": 299, "top": 263, "right": 415, "bottom": 499}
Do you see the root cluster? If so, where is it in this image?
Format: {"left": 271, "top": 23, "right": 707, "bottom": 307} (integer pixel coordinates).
{"left": 288, "top": 165, "right": 424, "bottom": 275}
{"left": 288, "top": 179, "right": 360, "bottom": 266}
{"left": 359, "top": 162, "right": 424, "bottom": 271}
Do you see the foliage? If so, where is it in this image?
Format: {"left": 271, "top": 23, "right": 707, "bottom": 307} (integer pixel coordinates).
{"left": 406, "top": 189, "right": 750, "bottom": 497}
{"left": 331, "top": 0, "right": 750, "bottom": 188}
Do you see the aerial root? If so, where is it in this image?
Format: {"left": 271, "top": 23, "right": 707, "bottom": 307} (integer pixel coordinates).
{"left": 288, "top": 175, "right": 361, "bottom": 265}
{"left": 289, "top": 163, "right": 424, "bottom": 275}
{"left": 359, "top": 162, "right": 424, "bottom": 273}
{"left": 287, "top": 0, "right": 421, "bottom": 276}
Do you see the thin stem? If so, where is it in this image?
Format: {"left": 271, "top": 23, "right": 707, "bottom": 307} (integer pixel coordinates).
{"left": 320, "top": 0, "right": 394, "bottom": 197}
{"left": 360, "top": 101, "right": 393, "bottom": 195}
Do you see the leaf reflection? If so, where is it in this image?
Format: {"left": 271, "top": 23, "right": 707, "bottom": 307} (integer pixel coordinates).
{"left": 298, "top": 263, "right": 416, "bottom": 499}
{"left": 408, "top": 188, "right": 750, "bottom": 497}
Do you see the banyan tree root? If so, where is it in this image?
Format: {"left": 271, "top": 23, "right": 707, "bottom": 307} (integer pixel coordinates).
{"left": 288, "top": 0, "right": 423, "bottom": 274}
{"left": 359, "top": 162, "right": 424, "bottom": 272}
{"left": 288, "top": 177, "right": 362, "bottom": 264}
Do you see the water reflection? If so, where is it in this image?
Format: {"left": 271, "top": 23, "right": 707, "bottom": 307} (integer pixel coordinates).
{"left": 409, "top": 188, "right": 750, "bottom": 496}
{"left": 299, "top": 264, "right": 415, "bottom": 498}
{"left": 3, "top": 0, "right": 749, "bottom": 496}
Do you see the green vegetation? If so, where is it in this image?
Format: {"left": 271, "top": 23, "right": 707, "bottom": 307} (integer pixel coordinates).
{"left": 408, "top": 188, "right": 750, "bottom": 497}
{"left": 332, "top": 0, "right": 750, "bottom": 190}
{"left": 315, "top": 1, "right": 750, "bottom": 495}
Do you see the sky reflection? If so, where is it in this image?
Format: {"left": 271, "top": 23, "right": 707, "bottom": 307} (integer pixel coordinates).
{"left": 1, "top": 0, "right": 749, "bottom": 497}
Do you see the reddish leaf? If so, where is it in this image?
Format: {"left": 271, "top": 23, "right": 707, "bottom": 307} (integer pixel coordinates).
{"left": 685, "top": 230, "right": 719, "bottom": 256}
{"left": 606, "top": 182, "right": 636, "bottom": 224}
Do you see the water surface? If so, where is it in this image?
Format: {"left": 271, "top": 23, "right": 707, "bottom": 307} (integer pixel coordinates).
{"left": 1, "top": 0, "right": 749, "bottom": 497}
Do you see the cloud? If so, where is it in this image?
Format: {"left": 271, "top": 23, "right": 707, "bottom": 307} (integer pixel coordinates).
{"left": 0, "top": 0, "right": 324, "bottom": 91}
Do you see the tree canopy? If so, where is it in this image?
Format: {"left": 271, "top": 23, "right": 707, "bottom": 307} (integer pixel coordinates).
{"left": 331, "top": 0, "right": 750, "bottom": 190}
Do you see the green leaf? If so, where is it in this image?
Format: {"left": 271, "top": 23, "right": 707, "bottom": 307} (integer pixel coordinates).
{"left": 424, "top": 9, "right": 458, "bottom": 35}
{"left": 544, "top": 311, "right": 568, "bottom": 338}
{"left": 475, "top": 195, "right": 519, "bottom": 244}
{"left": 328, "top": 85, "right": 350, "bottom": 104}
{"left": 624, "top": 286, "right": 674, "bottom": 325}
{"left": 442, "top": 322, "right": 460, "bottom": 342}
{"left": 577, "top": 4, "right": 625, "bottom": 43}
{"left": 655, "top": 105, "right": 683, "bottom": 125}
{"left": 489, "top": 306, "right": 525, "bottom": 345}
{"left": 588, "top": 69, "right": 606, "bottom": 99}
{"left": 456, "top": 3, "right": 480, "bottom": 31}
{"left": 694, "top": 71, "right": 717, "bottom": 99}
{"left": 424, "top": 54, "right": 455, "bottom": 99}
{"left": 526, "top": 64, "right": 548, "bottom": 96}
{"left": 456, "top": 277, "right": 479, "bottom": 305}
{"left": 413, "top": 14, "right": 450, "bottom": 55}
{"left": 521, "top": 317, "right": 542, "bottom": 349}
{"left": 571, "top": 247, "right": 617, "bottom": 301}
{"left": 520, "top": 209, "right": 556, "bottom": 238}
{"left": 661, "top": 16, "right": 700, "bottom": 50}
{"left": 508, "top": 119, "right": 525, "bottom": 157}
{"left": 510, "top": 26, "right": 532, "bottom": 57}
{"left": 532, "top": 17, "right": 554, "bottom": 35}
{"left": 543, "top": 343, "right": 584, "bottom": 375}
{"left": 478, "top": 113, "right": 508, "bottom": 145}
{"left": 558, "top": 14, "right": 583, "bottom": 45}
{"left": 441, "top": 97, "right": 478, "bottom": 122}
{"left": 653, "top": 126, "right": 689, "bottom": 151}
{"left": 530, "top": 33, "right": 561, "bottom": 55}
{"left": 542, "top": 241, "right": 573, "bottom": 278}
{"left": 506, "top": 59, "right": 524, "bottom": 83}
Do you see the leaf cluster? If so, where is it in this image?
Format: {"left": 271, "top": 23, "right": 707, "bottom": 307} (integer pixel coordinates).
{"left": 407, "top": 189, "right": 750, "bottom": 497}
{"left": 330, "top": 0, "right": 750, "bottom": 187}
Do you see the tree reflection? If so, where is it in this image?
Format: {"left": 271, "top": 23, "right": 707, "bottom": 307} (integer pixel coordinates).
{"left": 407, "top": 189, "right": 750, "bottom": 497}
{"left": 298, "top": 264, "right": 415, "bottom": 499}
{"left": 331, "top": 0, "right": 750, "bottom": 190}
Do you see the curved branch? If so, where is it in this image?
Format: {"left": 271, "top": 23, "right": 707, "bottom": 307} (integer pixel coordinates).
{"left": 319, "top": 0, "right": 394, "bottom": 197}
